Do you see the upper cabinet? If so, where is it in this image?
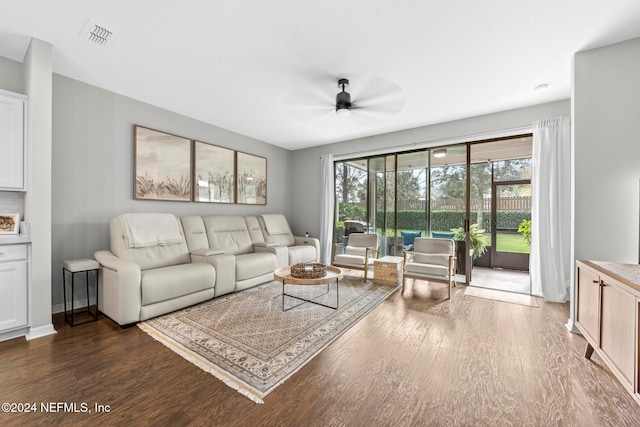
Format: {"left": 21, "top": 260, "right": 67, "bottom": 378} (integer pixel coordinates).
{"left": 0, "top": 89, "right": 27, "bottom": 191}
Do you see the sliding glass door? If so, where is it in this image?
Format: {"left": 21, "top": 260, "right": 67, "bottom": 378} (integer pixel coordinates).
{"left": 429, "top": 145, "right": 470, "bottom": 283}
{"left": 333, "top": 135, "right": 531, "bottom": 288}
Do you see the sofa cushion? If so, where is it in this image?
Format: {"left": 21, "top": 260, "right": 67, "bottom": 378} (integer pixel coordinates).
{"left": 413, "top": 253, "right": 450, "bottom": 266}
{"left": 111, "top": 214, "right": 190, "bottom": 271}
{"left": 334, "top": 253, "right": 373, "bottom": 267}
{"left": 244, "top": 216, "right": 266, "bottom": 244}
{"left": 141, "top": 263, "right": 215, "bottom": 305}
{"left": 181, "top": 216, "right": 210, "bottom": 252}
{"left": 203, "top": 216, "right": 254, "bottom": 255}
{"left": 405, "top": 262, "right": 449, "bottom": 278}
{"left": 258, "top": 214, "right": 296, "bottom": 247}
{"left": 235, "top": 252, "right": 276, "bottom": 281}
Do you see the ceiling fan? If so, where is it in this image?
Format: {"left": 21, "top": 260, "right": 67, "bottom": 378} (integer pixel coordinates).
{"left": 284, "top": 74, "right": 405, "bottom": 125}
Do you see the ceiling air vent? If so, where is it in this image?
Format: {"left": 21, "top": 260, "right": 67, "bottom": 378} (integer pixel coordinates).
{"left": 79, "top": 19, "right": 115, "bottom": 46}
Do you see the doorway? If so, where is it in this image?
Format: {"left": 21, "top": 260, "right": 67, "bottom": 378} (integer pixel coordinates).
{"left": 492, "top": 181, "right": 531, "bottom": 271}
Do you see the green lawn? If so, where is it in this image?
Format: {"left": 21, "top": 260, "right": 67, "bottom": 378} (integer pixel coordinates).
{"left": 496, "top": 232, "right": 530, "bottom": 254}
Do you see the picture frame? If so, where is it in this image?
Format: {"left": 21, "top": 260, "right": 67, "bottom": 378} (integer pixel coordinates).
{"left": 236, "top": 151, "right": 267, "bottom": 205}
{"left": 0, "top": 213, "right": 20, "bottom": 235}
{"left": 134, "top": 125, "right": 192, "bottom": 202}
{"left": 193, "top": 141, "right": 235, "bottom": 203}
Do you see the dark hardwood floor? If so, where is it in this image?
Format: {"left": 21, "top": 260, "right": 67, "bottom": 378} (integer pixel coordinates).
{"left": 2, "top": 277, "right": 640, "bottom": 426}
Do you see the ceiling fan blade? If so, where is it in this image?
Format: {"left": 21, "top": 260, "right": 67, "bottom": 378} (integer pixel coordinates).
{"left": 285, "top": 85, "right": 333, "bottom": 108}
{"left": 286, "top": 104, "right": 335, "bottom": 123}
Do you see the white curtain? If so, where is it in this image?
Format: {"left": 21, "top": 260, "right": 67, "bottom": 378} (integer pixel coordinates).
{"left": 530, "top": 117, "right": 571, "bottom": 301}
{"left": 319, "top": 153, "right": 335, "bottom": 265}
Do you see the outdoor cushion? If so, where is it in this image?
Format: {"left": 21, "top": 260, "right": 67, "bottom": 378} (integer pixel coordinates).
{"left": 401, "top": 231, "right": 422, "bottom": 246}
{"left": 432, "top": 231, "right": 455, "bottom": 239}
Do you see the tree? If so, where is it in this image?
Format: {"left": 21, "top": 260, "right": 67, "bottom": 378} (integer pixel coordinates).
{"left": 335, "top": 162, "right": 367, "bottom": 203}
{"left": 430, "top": 158, "right": 531, "bottom": 231}
{"left": 375, "top": 169, "right": 425, "bottom": 210}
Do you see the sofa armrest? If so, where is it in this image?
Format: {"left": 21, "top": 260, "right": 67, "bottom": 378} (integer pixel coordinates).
{"left": 253, "top": 242, "right": 280, "bottom": 248}
{"left": 94, "top": 250, "right": 142, "bottom": 326}
{"left": 190, "top": 248, "right": 225, "bottom": 263}
{"left": 190, "top": 251, "right": 236, "bottom": 297}
{"left": 255, "top": 244, "right": 289, "bottom": 268}
{"left": 294, "top": 236, "right": 321, "bottom": 262}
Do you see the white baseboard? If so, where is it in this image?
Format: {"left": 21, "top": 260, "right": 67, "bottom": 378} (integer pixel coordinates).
{"left": 26, "top": 323, "right": 56, "bottom": 340}
{"left": 0, "top": 326, "right": 30, "bottom": 343}
{"left": 565, "top": 318, "right": 580, "bottom": 334}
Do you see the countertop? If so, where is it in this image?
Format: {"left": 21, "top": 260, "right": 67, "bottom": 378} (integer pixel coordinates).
{"left": 0, "top": 222, "right": 31, "bottom": 244}
{"left": 585, "top": 260, "right": 640, "bottom": 291}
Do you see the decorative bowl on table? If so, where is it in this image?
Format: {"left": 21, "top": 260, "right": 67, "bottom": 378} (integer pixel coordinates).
{"left": 290, "top": 262, "right": 327, "bottom": 279}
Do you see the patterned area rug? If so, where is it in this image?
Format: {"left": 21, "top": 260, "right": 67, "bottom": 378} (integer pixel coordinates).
{"left": 138, "top": 278, "right": 398, "bottom": 403}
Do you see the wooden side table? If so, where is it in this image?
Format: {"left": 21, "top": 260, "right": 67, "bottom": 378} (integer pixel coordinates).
{"left": 374, "top": 256, "right": 404, "bottom": 286}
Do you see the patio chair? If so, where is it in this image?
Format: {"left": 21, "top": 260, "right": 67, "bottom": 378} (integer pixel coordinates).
{"left": 403, "top": 237, "right": 457, "bottom": 299}
{"left": 333, "top": 233, "right": 379, "bottom": 282}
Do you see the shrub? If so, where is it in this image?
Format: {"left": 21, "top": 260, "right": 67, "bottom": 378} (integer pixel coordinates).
{"left": 339, "top": 203, "right": 366, "bottom": 222}
{"left": 518, "top": 219, "right": 532, "bottom": 244}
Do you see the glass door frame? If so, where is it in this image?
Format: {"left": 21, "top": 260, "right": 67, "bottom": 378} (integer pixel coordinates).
{"left": 490, "top": 179, "right": 531, "bottom": 271}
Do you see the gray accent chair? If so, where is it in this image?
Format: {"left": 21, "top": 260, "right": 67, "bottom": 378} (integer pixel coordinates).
{"left": 403, "top": 237, "right": 457, "bottom": 299}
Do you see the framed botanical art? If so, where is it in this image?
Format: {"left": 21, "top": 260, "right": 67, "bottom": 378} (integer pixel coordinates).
{"left": 134, "top": 125, "right": 192, "bottom": 202}
{"left": 193, "top": 141, "right": 235, "bottom": 203}
{"left": 236, "top": 151, "right": 267, "bottom": 205}
{"left": 0, "top": 213, "right": 20, "bottom": 235}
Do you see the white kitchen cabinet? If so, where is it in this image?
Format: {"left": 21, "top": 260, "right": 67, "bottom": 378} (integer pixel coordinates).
{"left": 0, "top": 89, "right": 27, "bottom": 191}
{"left": 0, "top": 243, "right": 28, "bottom": 332}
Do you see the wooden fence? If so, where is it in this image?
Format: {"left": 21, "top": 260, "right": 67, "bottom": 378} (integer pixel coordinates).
{"left": 345, "top": 196, "right": 531, "bottom": 211}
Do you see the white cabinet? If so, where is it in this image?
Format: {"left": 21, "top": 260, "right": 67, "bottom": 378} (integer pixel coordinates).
{"left": 0, "top": 243, "right": 28, "bottom": 332}
{"left": 0, "top": 89, "right": 27, "bottom": 191}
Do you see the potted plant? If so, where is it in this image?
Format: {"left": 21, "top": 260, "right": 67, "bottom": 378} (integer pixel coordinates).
{"left": 450, "top": 224, "right": 490, "bottom": 276}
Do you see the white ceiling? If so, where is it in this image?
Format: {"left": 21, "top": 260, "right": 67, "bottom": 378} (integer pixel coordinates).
{"left": 1, "top": 1, "right": 640, "bottom": 150}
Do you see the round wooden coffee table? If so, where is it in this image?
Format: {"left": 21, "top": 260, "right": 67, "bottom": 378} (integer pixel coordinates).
{"left": 274, "top": 265, "right": 343, "bottom": 311}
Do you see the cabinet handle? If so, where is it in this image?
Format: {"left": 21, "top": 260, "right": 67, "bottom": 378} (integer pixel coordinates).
{"left": 592, "top": 280, "right": 599, "bottom": 283}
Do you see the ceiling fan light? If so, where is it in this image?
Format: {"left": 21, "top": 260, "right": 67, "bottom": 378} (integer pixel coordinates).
{"left": 433, "top": 148, "right": 447, "bottom": 158}
{"left": 336, "top": 106, "right": 351, "bottom": 117}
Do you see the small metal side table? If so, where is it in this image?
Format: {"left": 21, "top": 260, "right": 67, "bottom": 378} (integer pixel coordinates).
{"left": 63, "top": 259, "right": 99, "bottom": 326}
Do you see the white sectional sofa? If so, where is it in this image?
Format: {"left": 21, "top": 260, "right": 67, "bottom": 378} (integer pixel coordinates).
{"left": 95, "top": 213, "right": 319, "bottom": 326}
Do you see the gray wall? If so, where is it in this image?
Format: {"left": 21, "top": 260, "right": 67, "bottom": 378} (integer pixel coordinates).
{"left": 289, "top": 100, "right": 571, "bottom": 238}
{"left": 0, "top": 55, "right": 23, "bottom": 93}
{"left": 573, "top": 37, "right": 640, "bottom": 263}
{"left": 51, "top": 75, "right": 292, "bottom": 310}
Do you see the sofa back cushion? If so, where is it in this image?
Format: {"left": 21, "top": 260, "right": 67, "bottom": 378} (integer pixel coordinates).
{"left": 258, "top": 214, "right": 295, "bottom": 247}
{"left": 181, "top": 216, "right": 210, "bottom": 252}
{"left": 203, "top": 216, "right": 254, "bottom": 255}
{"left": 110, "top": 213, "right": 190, "bottom": 270}
{"left": 244, "top": 216, "right": 266, "bottom": 244}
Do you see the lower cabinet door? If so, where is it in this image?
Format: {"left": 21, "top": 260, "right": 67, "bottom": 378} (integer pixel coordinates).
{"left": 0, "top": 260, "right": 28, "bottom": 331}
{"left": 600, "top": 279, "right": 636, "bottom": 391}
{"left": 576, "top": 263, "right": 601, "bottom": 345}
